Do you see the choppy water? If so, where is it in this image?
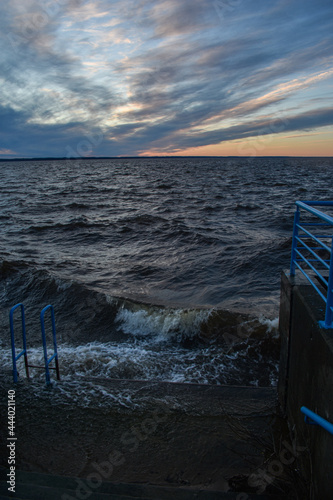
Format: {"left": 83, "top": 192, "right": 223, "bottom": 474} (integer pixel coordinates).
{"left": 1, "top": 157, "right": 332, "bottom": 394}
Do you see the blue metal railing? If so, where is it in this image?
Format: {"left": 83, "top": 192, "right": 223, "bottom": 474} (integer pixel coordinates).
{"left": 290, "top": 201, "right": 333, "bottom": 328}
{"left": 40, "top": 305, "right": 60, "bottom": 385}
{"left": 9, "top": 304, "right": 30, "bottom": 383}
{"left": 9, "top": 303, "right": 60, "bottom": 385}
{"left": 301, "top": 406, "right": 333, "bottom": 435}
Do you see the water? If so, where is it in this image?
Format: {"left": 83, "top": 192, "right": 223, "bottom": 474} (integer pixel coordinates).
{"left": 1, "top": 156, "right": 332, "bottom": 397}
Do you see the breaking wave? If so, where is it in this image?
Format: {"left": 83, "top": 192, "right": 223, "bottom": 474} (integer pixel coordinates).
{"left": 0, "top": 258, "right": 280, "bottom": 395}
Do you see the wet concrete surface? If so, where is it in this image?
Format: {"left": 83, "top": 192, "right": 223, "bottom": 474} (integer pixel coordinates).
{"left": 0, "top": 373, "right": 302, "bottom": 497}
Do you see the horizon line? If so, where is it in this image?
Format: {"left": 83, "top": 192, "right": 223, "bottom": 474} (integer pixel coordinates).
{"left": 0, "top": 155, "right": 332, "bottom": 162}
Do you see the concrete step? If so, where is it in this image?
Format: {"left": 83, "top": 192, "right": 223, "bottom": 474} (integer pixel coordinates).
{"left": 0, "top": 470, "right": 281, "bottom": 499}
{"left": 0, "top": 376, "right": 295, "bottom": 497}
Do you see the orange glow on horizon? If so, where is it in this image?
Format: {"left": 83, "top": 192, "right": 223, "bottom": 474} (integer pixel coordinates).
{"left": 140, "top": 129, "right": 333, "bottom": 157}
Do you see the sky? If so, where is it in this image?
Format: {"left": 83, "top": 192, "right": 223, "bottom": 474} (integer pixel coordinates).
{"left": 0, "top": 0, "right": 332, "bottom": 158}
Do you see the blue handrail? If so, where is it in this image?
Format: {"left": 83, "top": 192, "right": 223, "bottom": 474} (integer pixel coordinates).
{"left": 9, "top": 303, "right": 60, "bottom": 384}
{"left": 290, "top": 201, "right": 333, "bottom": 329}
{"left": 301, "top": 406, "right": 333, "bottom": 435}
{"left": 9, "top": 304, "right": 30, "bottom": 383}
{"left": 40, "top": 305, "right": 60, "bottom": 385}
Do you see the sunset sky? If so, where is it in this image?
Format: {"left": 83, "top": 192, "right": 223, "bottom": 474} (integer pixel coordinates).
{"left": 0, "top": 0, "right": 332, "bottom": 158}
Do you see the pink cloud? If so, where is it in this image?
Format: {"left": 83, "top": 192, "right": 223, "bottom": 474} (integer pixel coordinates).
{"left": 0, "top": 149, "right": 17, "bottom": 155}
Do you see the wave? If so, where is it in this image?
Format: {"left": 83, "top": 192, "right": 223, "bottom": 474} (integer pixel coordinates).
{"left": 1, "top": 258, "right": 279, "bottom": 340}
{"left": 0, "top": 259, "right": 278, "bottom": 341}
{"left": 120, "top": 214, "right": 168, "bottom": 226}
{"left": 66, "top": 202, "right": 90, "bottom": 209}
{"left": 234, "top": 203, "right": 261, "bottom": 211}
{"left": 0, "top": 258, "right": 280, "bottom": 391}
{"left": 115, "top": 306, "right": 211, "bottom": 343}
{"left": 27, "top": 216, "right": 109, "bottom": 233}
{"left": 0, "top": 326, "right": 280, "bottom": 390}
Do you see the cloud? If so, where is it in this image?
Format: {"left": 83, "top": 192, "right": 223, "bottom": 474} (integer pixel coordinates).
{"left": 0, "top": 0, "right": 332, "bottom": 157}
{"left": 145, "top": 0, "right": 212, "bottom": 38}
{"left": 0, "top": 148, "right": 17, "bottom": 155}
{"left": 123, "top": 107, "right": 333, "bottom": 155}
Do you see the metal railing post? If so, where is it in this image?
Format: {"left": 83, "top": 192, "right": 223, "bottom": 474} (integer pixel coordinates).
{"left": 290, "top": 206, "right": 300, "bottom": 277}
{"left": 289, "top": 201, "right": 333, "bottom": 328}
{"left": 324, "top": 238, "right": 333, "bottom": 328}
{"left": 301, "top": 406, "right": 333, "bottom": 435}
{"left": 40, "top": 305, "right": 60, "bottom": 385}
{"left": 9, "top": 304, "right": 30, "bottom": 383}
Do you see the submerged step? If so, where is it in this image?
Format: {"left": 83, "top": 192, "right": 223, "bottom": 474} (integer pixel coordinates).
{"left": 0, "top": 470, "right": 284, "bottom": 499}
{"left": 0, "top": 374, "right": 295, "bottom": 497}
{"left": 64, "top": 376, "right": 278, "bottom": 414}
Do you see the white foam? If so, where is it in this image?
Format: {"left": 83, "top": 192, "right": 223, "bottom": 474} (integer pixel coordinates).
{"left": 56, "top": 278, "right": 73, "bottom": 291}
{"left": 258, "top": 315, "right": 279, "bottom": 335}
{"left": 115, "top": 307, "right": 211, "bottom": 341}
{"left": 0, "top": 339, "right": 231, "bottom": 386}
{"left": 0, "top": 309, "right": 280, "bottom": 402}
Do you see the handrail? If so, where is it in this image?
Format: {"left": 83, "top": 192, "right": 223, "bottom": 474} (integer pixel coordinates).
{"left": 9, "top": 304, "right": 30, "bottom": 383}
{"left": 290, "top": 201, "right": 333, "bottom": 328}
{"left": 301, "top": 406, "right": 333, "bottom": 435}
{"left": 9, "top": 303, "right": 60, "bottom": 384}
{"left": 296, "top": 201, "right": 333, "bottom": 225}
{"left": 40, "top": 305, "right": 60, "bottom": 385}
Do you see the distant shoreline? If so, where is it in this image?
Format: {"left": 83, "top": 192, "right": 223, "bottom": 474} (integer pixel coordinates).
{"left": 0, "top": 155, "right": 331, "bottom": 162}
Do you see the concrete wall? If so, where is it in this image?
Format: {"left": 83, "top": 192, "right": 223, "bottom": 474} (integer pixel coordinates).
{"left": 279, "top": 270, "right": 333, "bottom": 499}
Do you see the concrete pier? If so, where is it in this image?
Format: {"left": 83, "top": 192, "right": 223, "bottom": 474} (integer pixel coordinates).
{"left": 278, "top": 270, "right": 333, "bottom": 499}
